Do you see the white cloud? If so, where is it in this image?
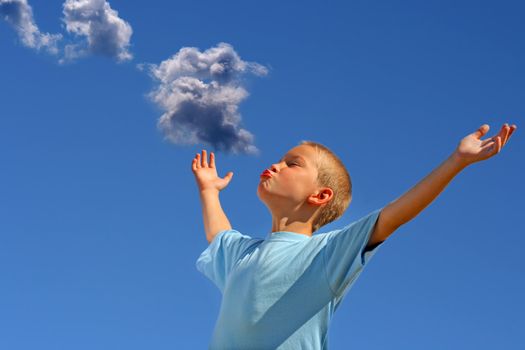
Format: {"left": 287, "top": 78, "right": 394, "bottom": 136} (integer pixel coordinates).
{"left": 146, "top": 43, "right": 268, "bottom": 154}
{"left": 0, "top": 0, "right": 62, "bottom": 54}
{"left": 62, "top": 0, "right": 132, "bottom": 62}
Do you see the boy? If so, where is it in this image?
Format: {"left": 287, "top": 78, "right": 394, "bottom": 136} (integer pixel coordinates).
{"left": 192, "top": 123, "right": 516, "bottom": 349}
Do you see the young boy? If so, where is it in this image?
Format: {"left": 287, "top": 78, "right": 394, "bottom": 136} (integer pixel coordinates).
{"left": 192, "top": 123, "right": 516, "bottom": 349}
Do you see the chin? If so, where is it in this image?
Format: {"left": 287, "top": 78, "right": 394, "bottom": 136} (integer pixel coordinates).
{"left": 256, "top": 184, "right": 272, "bottom": 204}
{"left": 256, "top": 185, "right": 265, "bottom": 201}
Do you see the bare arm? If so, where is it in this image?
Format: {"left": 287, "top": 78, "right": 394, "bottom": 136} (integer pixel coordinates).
{"left": 199, "top": 189, "right": 232, "bottom": 244}
{"left": 192, "top": 150, "right": 234, "bottom": 244}
{"left": 368, "top": 151, "right": 465, "bottom": 247}
{"left": 367, "top": 123, "right": 518, "bottom": 248}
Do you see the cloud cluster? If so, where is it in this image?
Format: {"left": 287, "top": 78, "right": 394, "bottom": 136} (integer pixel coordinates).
{"left": 1, "top": 4, "right": 267, "bottom": 154}
{"left": 146, "top": 43, "right": 268, "bottom": 154}
{"left": 0, "top": 0, "right": 62, "bottom": 54}
{"left": 0, "top": 0, "right": 132, "bottom": 62}
{"left": 62, "top": 0, "right": 133, "bottom": 62}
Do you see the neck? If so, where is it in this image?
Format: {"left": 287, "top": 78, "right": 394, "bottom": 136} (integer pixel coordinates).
{"left": 270, "top": 213, "right": 315, "bottom": 237}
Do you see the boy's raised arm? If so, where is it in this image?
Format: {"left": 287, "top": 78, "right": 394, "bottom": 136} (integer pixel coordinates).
{"left": 191, "top": 150, "right": 234, "bottom": 244}
{"left": 367, "top": 123, "right": 517, "bottom": 248}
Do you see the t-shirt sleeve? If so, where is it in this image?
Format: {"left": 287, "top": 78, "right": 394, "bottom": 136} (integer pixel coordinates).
{"left": 195, "top": 229, "right": 255, "bottom": 292}
{"left": 322, "top": 207, "right": 384, "bottom": 297}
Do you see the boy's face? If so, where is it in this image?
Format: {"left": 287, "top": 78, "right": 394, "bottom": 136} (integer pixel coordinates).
{"left": 257, "top": 145, "right": 322, "bottom": 210}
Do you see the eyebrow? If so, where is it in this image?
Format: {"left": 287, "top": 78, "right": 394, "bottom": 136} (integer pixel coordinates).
{"left": 279, "top": 155, "right": 306, "bottom": 163}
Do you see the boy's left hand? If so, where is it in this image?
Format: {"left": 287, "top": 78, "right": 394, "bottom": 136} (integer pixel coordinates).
{"left": 454, "top": 123, "right": 517, "bottom": 167}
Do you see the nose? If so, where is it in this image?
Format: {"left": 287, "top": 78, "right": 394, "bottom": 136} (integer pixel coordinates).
{"left": 270, "top": 162, "right": 283, "bottom": 173}
{"left": 270, "top": 162, "right": 281, "bottom": 173}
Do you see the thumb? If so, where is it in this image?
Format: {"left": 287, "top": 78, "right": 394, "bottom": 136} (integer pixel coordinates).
{"left": 224, "top": 171, "right": 234, "bottom": 183}
{"left": 472, "top": 124, "right": 489, "bottom": 139}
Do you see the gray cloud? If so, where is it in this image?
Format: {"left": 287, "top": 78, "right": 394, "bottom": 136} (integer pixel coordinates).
{"left": 0, "top": 0, "right": 61, "bottom": 54}
{"left": 62, "top": 0, "right": 132, "bottom": 62}
{"left": 145, "top": 43, "right": 268, "bottom": 155}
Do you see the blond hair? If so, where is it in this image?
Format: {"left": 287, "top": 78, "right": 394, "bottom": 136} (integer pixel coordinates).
{"left": 299, "top": 141, "right": 352, "bottom": 233}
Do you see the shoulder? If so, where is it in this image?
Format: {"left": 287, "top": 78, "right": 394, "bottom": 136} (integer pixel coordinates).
{"left": 209, "top": 228, "right": 263, "bottom": 248}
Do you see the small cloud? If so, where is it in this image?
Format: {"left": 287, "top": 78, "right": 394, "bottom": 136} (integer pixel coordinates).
{"left": 0, "top": 0, "right": 62, "bottom": 54}
{"left": 145, "top": 42, "right": 268, "bottom": 155}
{"left": 62, "top": 0, "right": 132, "bottom": 62}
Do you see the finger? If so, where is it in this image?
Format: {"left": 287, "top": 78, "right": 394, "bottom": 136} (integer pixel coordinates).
{"left": 484, "top": 124, "right": 507, "bottom": 145}
{"left": 480, "top": 139, "right": 496, "bottom": 154}
{"left": 192, "top": 157, "right": 197, "bottom": 171}
{"left": 195, "top": 153, "right": 201, "bottom": 168}
{"left": 482, "top": 138, "right": 499, "bottom": 159}
{"left": 210, "top": 152, "right": 216, "bottom": 168}
{"left": 503, "top": 124, "right": 518, "bottom": 147}
{"left": 481, "top": 137, "right": 494, "bottom": 147}
{"left": 502, "top": 125, "right": 511, "bottom": 147}
{"left": 493, "top": 136, "right": 502, "bottom": 155}
{"left": 488, "top": 136, "right": 501, "bottom": 154}
{"left": 473, "top": 124, "right": 490, "bottom": 139}
{"left": 224, "top": 171, "right": 233, "bottom": 183}
{"left": 201, "top": 150, "right": 208, "bottom": 167}
{"left": 480, "top": 141, "right": 493, "bottom": 151}
{"left": 506, "top": 124, "right": 517, "bottom": 144}
{"left": 509, "top": 124, "right": 517, "bottom": 135}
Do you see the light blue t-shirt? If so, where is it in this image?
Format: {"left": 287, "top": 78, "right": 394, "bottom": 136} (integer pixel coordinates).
{"left": 196, "top": 208, "right": 384, "bottom": 349}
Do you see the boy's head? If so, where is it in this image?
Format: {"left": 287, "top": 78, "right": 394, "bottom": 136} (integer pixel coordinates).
{"left": 257, "top": 141, "right": 352, "bottom": 233}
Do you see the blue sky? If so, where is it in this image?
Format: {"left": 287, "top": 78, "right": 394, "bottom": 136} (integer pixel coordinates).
{"left": 1, "top": 0, "right": 524, "bottom": 348}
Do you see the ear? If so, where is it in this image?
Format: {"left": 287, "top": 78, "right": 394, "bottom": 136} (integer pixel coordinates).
{"left": 308, "top": 187, "right": 334, "bottom": 206}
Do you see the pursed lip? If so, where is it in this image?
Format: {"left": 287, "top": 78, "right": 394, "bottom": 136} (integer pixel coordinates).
{"left": 260, "top": 169, "right": 272, "bottom": 178}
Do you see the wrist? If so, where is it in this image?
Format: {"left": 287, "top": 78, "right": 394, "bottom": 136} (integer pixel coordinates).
{"left": 199, "top": 188, "right": 220, "bottom": 197}
{"left": 448, "top": 150, "right": 470, "bottom": 171}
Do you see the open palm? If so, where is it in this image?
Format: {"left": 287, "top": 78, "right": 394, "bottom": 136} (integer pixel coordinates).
{"left": 455, "top": 123, "right": 517, "bottom": 166}
{"left": 192, "top": 150, "right": 233, "bottom": 192}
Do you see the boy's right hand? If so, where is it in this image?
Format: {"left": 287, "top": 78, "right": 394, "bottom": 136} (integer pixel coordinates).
{"left": 191, "top": 150, "right": 233, "bottom": 193}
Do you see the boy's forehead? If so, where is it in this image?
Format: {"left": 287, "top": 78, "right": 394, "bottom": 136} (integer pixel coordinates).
{"left": 281, "top": 145, "right": 316, "bottom": 162}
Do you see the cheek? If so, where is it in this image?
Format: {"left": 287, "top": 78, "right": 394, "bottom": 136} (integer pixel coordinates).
{"left": 286, "top": 175, "right": 314, "bottom": 194}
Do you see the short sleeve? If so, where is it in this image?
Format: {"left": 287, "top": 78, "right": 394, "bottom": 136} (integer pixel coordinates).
{"left": 322, "top": 208, "right": 384, "bottom": 297}
{"left": 195, "top": 229, "right": 256, "bottom": 292}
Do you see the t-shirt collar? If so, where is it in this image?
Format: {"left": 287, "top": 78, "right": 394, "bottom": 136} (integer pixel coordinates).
{"left": 265, "top": 231, "right": 312, "bottom": 241}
